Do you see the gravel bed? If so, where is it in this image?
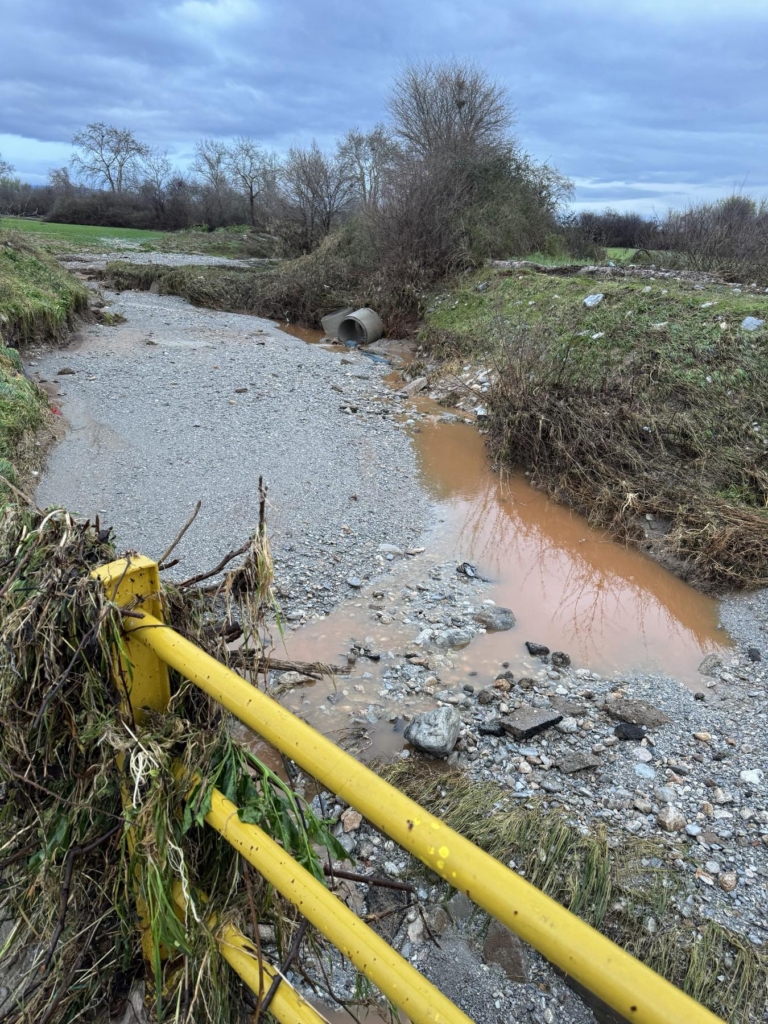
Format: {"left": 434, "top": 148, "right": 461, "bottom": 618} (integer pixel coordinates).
{"left": 60, "top": 250, "right": 271, "bottom": 271}
{"left": 28, "top": 287, "right": 426, "bottom": 605}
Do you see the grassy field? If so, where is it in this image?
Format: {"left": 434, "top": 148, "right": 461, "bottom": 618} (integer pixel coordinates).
{"left": 422, "top": 265, "right": 768, "bottom": 590}
{"left": 0, "top": 218, "right": 277, "bottom": 259}
{"left": 0, "top": 231, "right": 89, "bottom": 497}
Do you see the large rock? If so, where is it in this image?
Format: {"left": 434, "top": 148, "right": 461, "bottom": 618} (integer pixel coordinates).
{"left": 501, "top": 705, "right": 562, "bottom": 739}
{"left": 473, "top": 605, "right": 515, "bottom": 631}
{"left": 483, "top": 921, "right": 528, "bottom": 983}
{"left": 404, "top": 706, "right": 462, "bottom": 756}
{"left": 556, "top": 752, "right": 601, "bottom": 774}
{"left": 603, "top": 697, "right": 669, "bottom": 728}
{"left": 698, "top": 653, "right": 723, "bottom": 677}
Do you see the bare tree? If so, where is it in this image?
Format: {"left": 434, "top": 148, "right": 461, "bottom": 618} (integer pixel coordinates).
{"left": 226, "top": 137, "right": 280, "bottom": 227}
{"left": 70, "top": 123, "right": 149, "bottom": 192}
{"left": 282, "top": 142, "right": 356, "bottom": 250}
{"left": 138, "top": 149, "right": 174, "bottom": 222}
{"left": 337, "top": 126, "right": 398, "bottom": 207}
{"left": 388, "top": 59, "right": 514, "bottom": 157}
{"left": 0, "top": 154, "right": 14, "bottom": 178}
{"left": 48, "top": 166, "right": 74, "bottom": 193}
{"left": 192, "top": 138, "right": 233, "bottom": 225}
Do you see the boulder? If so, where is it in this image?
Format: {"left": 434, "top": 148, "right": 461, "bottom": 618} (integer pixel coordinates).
{"left": 551, "top": 651, "right": 571, "bottom": 668}
{"left": 404, "top": 706, "right": 462, "bottom": 756}
{"left": 525, "top": 641, "right": 550, "bottom": 657}
{"left": 433, "top": 627, "right": 474, "bottom": 649}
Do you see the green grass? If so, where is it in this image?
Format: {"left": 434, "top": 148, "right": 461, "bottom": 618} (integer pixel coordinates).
{"left": 0, "top": 231, "right": 89, "bottom": 345}
{"left": 422, "top": 266, "right": 768, "bottom": 589}
{"left": 0, "top": 232, "right": 89, "bottom": 498}
{"left": 0, "top": 216, "right": 163, "bottom": 246}
{"left": 0, "top": 219, "right": 280, "bottom": 259}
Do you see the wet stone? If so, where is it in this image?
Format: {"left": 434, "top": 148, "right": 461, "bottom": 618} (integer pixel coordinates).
{"left": 525, "top": 641, "right": 550, "bottom": 656}
{"left": 501, "top": 705, "right": 563, "bottom": 740}
{"left": 698, "top": 653, "right": 723, "bottom": 677}
{"left": 477, "top": 689, "right": 496, "bottom": 706}
{"left": 404, "top": 705, "right": 462, "bottom": 756}
{"left": 551, "top": 651, "right": 571, "bottom": 669}
{"left": 473, "top": 605, "right": 515, "bottom": 631}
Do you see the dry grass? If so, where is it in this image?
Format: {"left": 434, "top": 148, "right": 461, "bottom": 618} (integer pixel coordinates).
{"left": 379, "top": 760, "right": 768, "bottom": 1023}
{"left": 0, "top": 504, "right": 345, "bottom": 1022}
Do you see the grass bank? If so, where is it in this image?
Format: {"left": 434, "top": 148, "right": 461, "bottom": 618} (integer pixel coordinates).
{"left": 422, "top": 265, "right": 768, "bottom": 591}
{"left": 381, "top": 761, "right": 766, "bottom": 1023}
{"left": 104, "top": 231, "right": 374, "bottom": 327}
{"left": 0, "top": 232, "right": 89, "bottom": 497}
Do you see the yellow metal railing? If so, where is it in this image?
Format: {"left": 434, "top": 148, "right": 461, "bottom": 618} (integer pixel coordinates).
{"left": 94, "top": 555, "right": 725, "bottom": 1024}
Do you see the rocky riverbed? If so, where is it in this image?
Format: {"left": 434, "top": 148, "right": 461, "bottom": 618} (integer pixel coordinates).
{"left": 28, "top": 260, "right": 768, "bottom": 1022}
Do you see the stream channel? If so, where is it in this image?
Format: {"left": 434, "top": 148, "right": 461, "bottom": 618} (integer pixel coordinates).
{"left": 272, "top": 327, "right": 730, "bottom": 760}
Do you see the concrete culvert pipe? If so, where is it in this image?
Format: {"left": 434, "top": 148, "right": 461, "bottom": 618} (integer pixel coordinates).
{"left": 337, "top": 308, "right": 384, "bottom": 345}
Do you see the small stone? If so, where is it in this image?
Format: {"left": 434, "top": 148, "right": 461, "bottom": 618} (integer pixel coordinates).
{"left": 634, "top": 763, "right": 656, "bottom": 780}
{"left": 747, "top": 646, "right": 762, "bottom": 662}
{"left": 555, "top": 716, "right": 578, "bottom": 734}
{"left": 277, "top": 670, "right": 314, "bottom": 686}
{"left": 693, "top": 731, "right": 712, "bottom": 742}
{"left": 633, "top": 797, "right": 653, "bottom": 814}
{"left": 403, "top": 375, "right": 428, "bottom": 396}
{"left": 347, "top": 577, "right": 363, "bottom": 589}
{"left": 556, "top": 752, "right": 601, "bottom": 774}
{"left": 718, "top": 871, "right": 738, "bottom": 892}
{"left": 433, "top": 628, "right": 474, "bottom": 649}
{"left": 483, "top": 921, "right": 528, "bottom": 983}
{"left": 614, "top": 722, "right": 646, "bottom": 741}
{"left": 341, "top": 809, "right": 363, "bottom": 833}
{"left": 656, "top": 806, "right": 686, "bottom": 832}
{"left": 425, "top": 906, "right": 451, "bottom": 936}
{"left": 525, "top": 641, "right": 550, "bottom": 657}
{"left": 477, "top": 689, "right": 496, "bottom": 706}
{"left": 712, "top": 788, "right": 733, "bottom": 805}
{"left": 407, "top": 917, "right": 425, "bottom": 943}
{"left": 685, "top": 823, "right": 702, "bottom": 837}
{"left": 57, "top": 367, "right": 77, "bottom": 375}
{"left": 634, "top": 747, "right": 653, "bottom": 763}
{"left": 551, "top": 651, "right": 571, "bottom": 669}
{"left": 740, "top": 769, "right": 764, "bottom": 787}
{"left": 698, "top": 653, "right": 723, "bottom": 677}
{"left": 518, "top": 761, "right": 532, "bottom": 775}
{"left": 655, "top": 786, "right": 676, "bottom": 804}
{"left": 583, "top": 293, "right": 604, "bottom": 308}
{"left": 502, "top": 706, "right": 563, "bottom": 739}
{"left": 378, "top": 543, "right": 405, "bottom": 556}
{"left": 603, "top": 698, "right": 669, "bottom": 728}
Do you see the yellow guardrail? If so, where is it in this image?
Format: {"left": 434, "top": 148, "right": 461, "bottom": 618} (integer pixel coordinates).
{"left": 94, "top": 555, "right": 725, "bottom": 1024}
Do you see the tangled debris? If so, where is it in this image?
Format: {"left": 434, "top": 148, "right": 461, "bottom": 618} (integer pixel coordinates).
{"left": 0, "top": 500, "right": 348, "bottom": 1023}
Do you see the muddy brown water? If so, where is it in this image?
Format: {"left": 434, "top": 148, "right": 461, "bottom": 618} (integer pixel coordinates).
{"left": 263, "top": 329, "right": 730, "bottom": 758}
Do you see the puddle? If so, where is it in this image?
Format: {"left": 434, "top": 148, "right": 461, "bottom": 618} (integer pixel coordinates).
{"left": 265, "top": 330, "right": 730, "bottom": 756}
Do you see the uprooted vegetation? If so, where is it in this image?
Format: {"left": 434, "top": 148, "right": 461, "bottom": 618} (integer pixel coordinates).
{"left": 381, "top": 760, "right": 768, "bottom": 1023}
{"left": 0, "top": 504, "right": 356, "bottom": 1023}
{"left": 422, "top": 266, "right": 768, "bottom": 591}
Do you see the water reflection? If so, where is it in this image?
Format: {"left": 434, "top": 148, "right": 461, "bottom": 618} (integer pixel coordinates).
{"left": 414, "top": 417, "right": 728, "bottom": 685}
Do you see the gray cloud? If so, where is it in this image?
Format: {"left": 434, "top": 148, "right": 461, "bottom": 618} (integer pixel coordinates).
{"left": 2, "top": 0, "right": 767, "bottom": 212}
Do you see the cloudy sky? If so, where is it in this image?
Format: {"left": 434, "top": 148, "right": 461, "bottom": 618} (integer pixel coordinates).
{"left": 1, "top": 0, "right": 766, "bottom": 213}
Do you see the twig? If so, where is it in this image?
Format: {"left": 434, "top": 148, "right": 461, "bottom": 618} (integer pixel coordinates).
{"left": 242, "top": 862, "right": 265, "bottom": 1021}
{"left": 31, "top": 610, "right": 110, "bottom": 732}
{"left": 176, "top": 541, "right": 250, "bottom": 589}
{"left": 323, "top": 866, "right": 415, "bottom": 894}
{"left": 0, "top": 545, "right": 35, "bottom": 600}
{"left": 0, "top": 843, "right": 36, "bottom": 872}
{"left": 259, "top": 918, "right": 309, "bottom": 1017}
{"left": 0, "top": 472, "right": 39, "bottom": 510}
{"left": 37, "top": 918, "right": 100, "bottom": 1024}
{"left": 39, "top": 823, "right": 123, "bottom": 975}
{"left": 232, "top": 654, "right": 351, "bottom": 678}
{"left": 158, "top": 500, "right": 201, "bottom": 567}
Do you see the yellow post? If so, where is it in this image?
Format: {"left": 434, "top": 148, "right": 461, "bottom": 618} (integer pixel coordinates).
{"left": 202, "top": 784, "right": 472, "bottom": 1024}
{"left": 91, "top": 556, "right": 170, "bottom": 724}
{"left": 92, "top": 556, "right": 171, "bottom": 966}
{"left": 171, "top": 882, "right": 326, "bottom": 1024}
{"left": 121, "top": 603, "right": 725, "bottom": 1024}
